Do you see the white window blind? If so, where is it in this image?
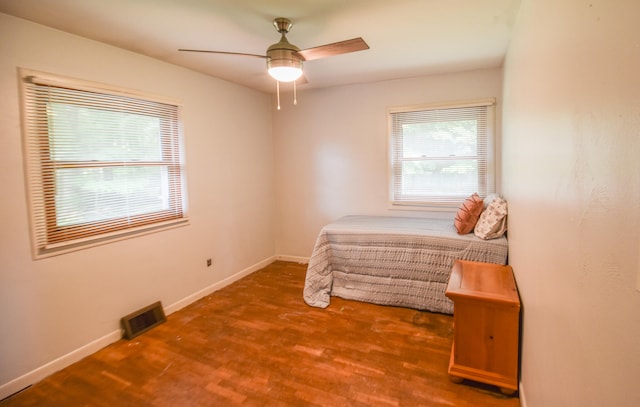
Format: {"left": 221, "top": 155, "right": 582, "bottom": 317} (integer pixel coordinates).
{"left": 21, "top": 70, "right": 188, "bottom": 257}
{"left": 389, "top": 99, "right": 495, "bottom": 207}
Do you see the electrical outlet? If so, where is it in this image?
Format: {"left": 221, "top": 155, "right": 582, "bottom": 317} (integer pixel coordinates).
{"left": 206, "top": 258, "right": 212, "bottom": 267}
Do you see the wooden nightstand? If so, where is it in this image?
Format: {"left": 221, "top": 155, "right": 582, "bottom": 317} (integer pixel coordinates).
{"left": 445, "top": 260, "right": 520, "bottom": 395}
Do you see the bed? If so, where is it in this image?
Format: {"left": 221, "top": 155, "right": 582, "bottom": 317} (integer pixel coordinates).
{"left": 303, "top": 215, "right": 508, "bottom": 314}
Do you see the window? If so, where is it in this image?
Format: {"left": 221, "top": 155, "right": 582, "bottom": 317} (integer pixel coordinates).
{"left": 388, "top": 99, "right": 495, "bottom": 208}
{"left": 20, "top": 69, "right": 188, "bottom": 258}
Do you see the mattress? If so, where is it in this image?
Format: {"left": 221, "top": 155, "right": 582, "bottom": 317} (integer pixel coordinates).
{"left": 303, "top": 215, "right": 508, "bottom": 314}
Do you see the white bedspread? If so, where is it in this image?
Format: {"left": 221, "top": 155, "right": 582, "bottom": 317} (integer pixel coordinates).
{"left": 303, "top": 215, "right": 508, "bottom": 314}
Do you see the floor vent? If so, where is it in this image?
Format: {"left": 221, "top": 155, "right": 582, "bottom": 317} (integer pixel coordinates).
{"left": 121, "top": 301, "right": 166, "bottom": 339}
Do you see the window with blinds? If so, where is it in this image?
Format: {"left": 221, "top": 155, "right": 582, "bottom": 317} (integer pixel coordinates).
{"left": 388, "top": 99, "right": 496, "bottom": 207}
{"left": 20, "top": 69, "right": 188, "bottom": 258}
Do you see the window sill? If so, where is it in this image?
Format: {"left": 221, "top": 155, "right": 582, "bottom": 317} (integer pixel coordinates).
{"left": 389, "top": 202, "right": 458, "bottom": 212}
{"left": 33, "top": 218, "right": 190, "bottom": 259}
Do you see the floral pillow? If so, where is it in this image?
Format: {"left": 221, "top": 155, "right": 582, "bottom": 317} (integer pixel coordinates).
{"left": 454, "top": 193, "right": 484, "bottom": 234}
{"left": 474, "top": 196, "right": 508, "bottom": 240}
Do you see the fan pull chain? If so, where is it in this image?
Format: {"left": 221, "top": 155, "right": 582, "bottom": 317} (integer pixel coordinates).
{"left": 293, "top": 80, "right": 297, "bottom": 105}
{"left": 276, "top": 80, "right": 281, "bottom": 110}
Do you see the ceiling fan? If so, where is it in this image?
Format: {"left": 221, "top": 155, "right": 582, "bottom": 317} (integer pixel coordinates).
{"left": 179, "top": 17, "right": 369, "bottom": 107}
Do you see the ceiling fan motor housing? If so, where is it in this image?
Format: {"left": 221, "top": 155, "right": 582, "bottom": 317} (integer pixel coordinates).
{"left": 266, "top": 33, "right": 303, "bottom": 82}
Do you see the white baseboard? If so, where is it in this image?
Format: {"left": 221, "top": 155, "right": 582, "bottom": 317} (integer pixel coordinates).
{"left": 519, "top": 381, "right": 527, "bottom": 407}
{"left": 164, "top": 255, "right": 278, "bottom": 314}
{"left": 276, "top": 254, "right": 309, "bottom": 264}
{"left": 0, "top": 329, "right": 122, "bottom": 401}
{"left": 0, "top": 255, "right": 279, "bottom": 401}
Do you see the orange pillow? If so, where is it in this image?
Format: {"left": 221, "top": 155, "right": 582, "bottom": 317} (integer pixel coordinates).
{"left": 454, "top": 193, "right": 484, "bottom": 234}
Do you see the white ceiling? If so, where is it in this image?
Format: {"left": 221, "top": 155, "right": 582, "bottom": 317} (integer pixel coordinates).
{"left": 0, "top": 0, "right": 521, "bottom": 93}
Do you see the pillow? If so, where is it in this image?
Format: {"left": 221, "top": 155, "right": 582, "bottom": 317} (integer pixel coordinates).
{"left": 474, "top": 196, "right": 508, "bottom": 240}
{"left": 482, "top": 193, "right": 499, "bottom": 208}
{"left": 454, "top": 193, "right": 484, "bottom": 234}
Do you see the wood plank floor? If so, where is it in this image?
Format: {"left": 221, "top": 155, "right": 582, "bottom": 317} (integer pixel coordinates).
{"left": 2, "top": 261, "right": 520, "bottom": 407}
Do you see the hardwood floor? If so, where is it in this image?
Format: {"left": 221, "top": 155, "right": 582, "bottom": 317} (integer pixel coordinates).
{"left": 2, "top": 261, "right": 520, "bottom": 406}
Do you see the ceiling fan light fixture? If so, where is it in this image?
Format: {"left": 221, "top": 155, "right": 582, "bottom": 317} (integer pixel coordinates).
{"left": 266, "top": 32, "right": 303, "bottom": 82}
{"left": 268, "top": 64, "right": 302, "bottom": 82}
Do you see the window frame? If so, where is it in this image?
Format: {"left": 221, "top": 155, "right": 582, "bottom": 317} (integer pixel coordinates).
{"left": 19, "top": 69, "right": 189, "bottom": 258}
{"left": 387, "top": 98, "right": 496, "bottom": 210}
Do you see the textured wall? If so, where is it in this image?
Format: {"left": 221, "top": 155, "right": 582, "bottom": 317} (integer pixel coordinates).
{"left": 502, "top": 1, "right": 640, "bottom": 405}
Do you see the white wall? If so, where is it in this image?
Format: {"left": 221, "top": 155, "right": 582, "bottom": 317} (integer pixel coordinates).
{"left": 11, "top": 2, "right": 640, "bottom": 403}
{"left": 273, "top": 69, "right": 504, "bottom": 258}
{"left": 0, "top": 14, "right": 276, "bottom": 397}
{"left": 502, "top": 1, "right": 640, "bottom": 406}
